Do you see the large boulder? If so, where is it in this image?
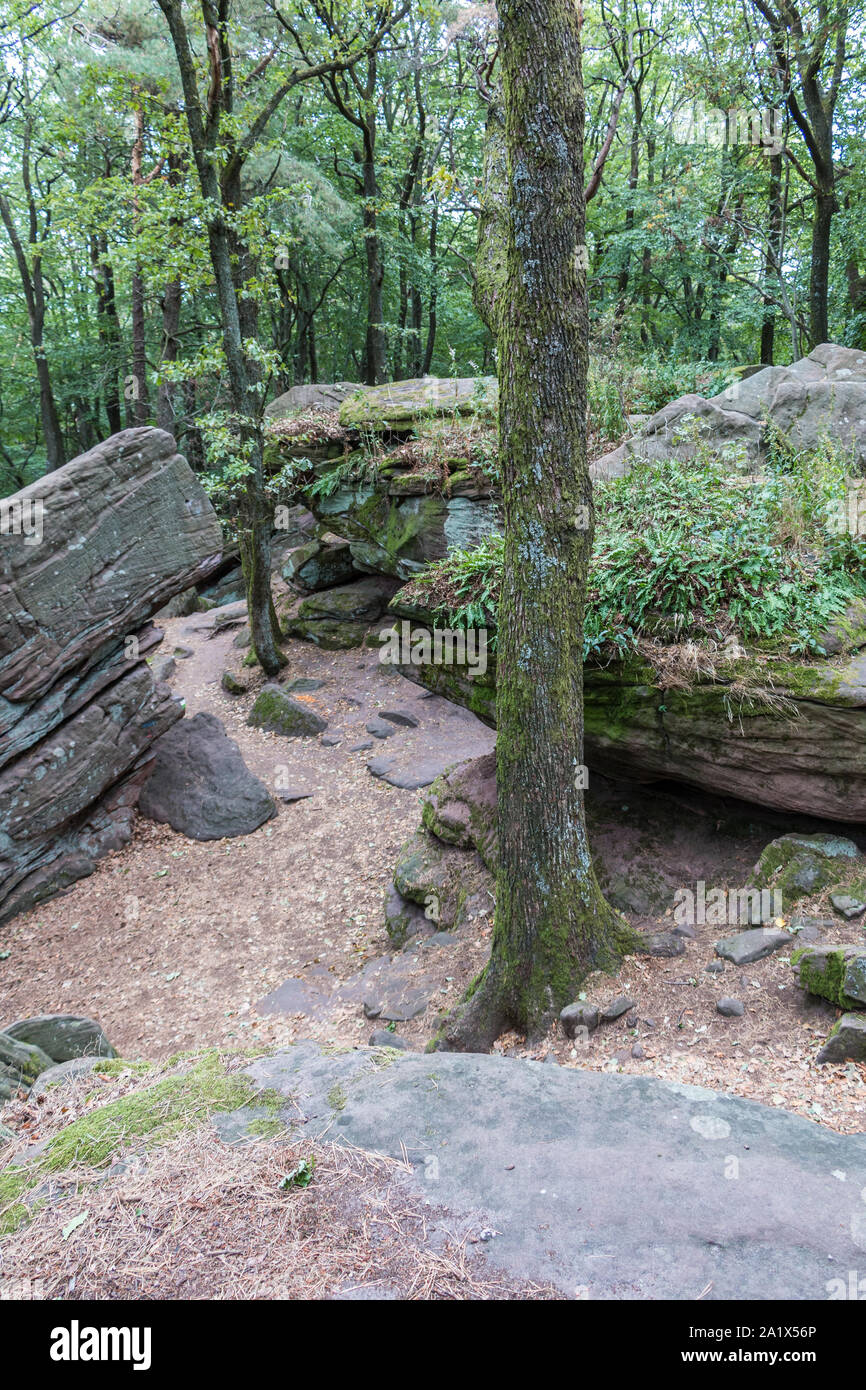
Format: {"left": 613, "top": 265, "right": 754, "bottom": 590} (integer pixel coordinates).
{"left": 0, "top": 428, "right": 222, "bottom": 704}
{"left": 593, "top": 344, "right": 866, "bottom": 478}
{"left": 338, "top": 375, "right": 497, "bottom": 431}
{"left": 265, "top": 382, "right": 360, "bottom": 418}
{"left": 138, "top": 712, "right": 277, "bottom": 839}
{"left": 0, "top": 428, "right": 223, "bottom": 924}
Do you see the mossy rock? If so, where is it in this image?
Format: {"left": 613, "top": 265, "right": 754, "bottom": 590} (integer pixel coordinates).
{"left": 816, "top": 1013, "right": 866, "bottom": 1063}
{"left": 287, "top": 618, "right": 369, "bottom": 649}
{"left": 392, "top": 829, "right": 488, "bottom": 931}
{"left": 0, "top": 1052, "right": 283, "bottom": 1236}
{"left": 0, "top": 1031, "right": 54, "bottom": 1086}
{"left": 793, "top": 944, "right": 866, "bottom": 1009}
{"left": 221, "top": 670, "right": 248, "bottom": 695}
{"left": 247, "top": 683, "right": 328, "bottom": 736}
{"left": 752, "top": 833, "right": 862, "bottom": 903}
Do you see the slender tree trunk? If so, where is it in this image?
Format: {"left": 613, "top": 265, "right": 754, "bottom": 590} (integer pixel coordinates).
{"left": 130, "top": 105, "right": 151, "bottom": 424}
{"left": 157, "top": 0, "right": 285, "bottom": 677}
{"left": 90, "top": 233, "right": 123, "bottom": 435}
{"left": 0, "top": 186, "right": 66, "bottom": 472}
{"left": 810, "top": 188, "right": 835, "bottom": 346}
{"left": 362, "top": 119, "right": 387, "bottom": 384}
{"left": 760, "top": 152, "right": 783, "bottom": 363}
{"left": 439, "top": 0, "right": 636, "bottom": 1053}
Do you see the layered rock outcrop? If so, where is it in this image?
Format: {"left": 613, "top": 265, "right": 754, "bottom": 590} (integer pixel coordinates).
{"left": 383, "top": 597, "right": 866, "bottom": 822}
{"left": 0, "top": 428, "right": 223, "bottom": 923}
{"left": 593, "top": 343, "right": 866, "bottom": 478}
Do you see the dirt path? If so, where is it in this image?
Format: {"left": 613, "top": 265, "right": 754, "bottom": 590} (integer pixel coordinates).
{"left": 0, "top": 610, "right": 492, "bottom": 1060}
{"left": 1, "top": 604, "right": 865, "bottom": 1135}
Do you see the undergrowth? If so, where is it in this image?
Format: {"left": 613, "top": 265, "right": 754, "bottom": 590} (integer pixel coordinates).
{"left": 404, "top": 436, "right": 866, "bottom": 662}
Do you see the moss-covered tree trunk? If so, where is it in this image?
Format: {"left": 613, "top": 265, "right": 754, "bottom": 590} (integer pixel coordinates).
{"left": 440, "top": 0, "right": 636, "bottom": 1052}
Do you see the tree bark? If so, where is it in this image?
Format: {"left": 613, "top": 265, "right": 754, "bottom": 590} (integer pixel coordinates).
{"left": 439, "top": 0, "right": 636, "bottom": 1053}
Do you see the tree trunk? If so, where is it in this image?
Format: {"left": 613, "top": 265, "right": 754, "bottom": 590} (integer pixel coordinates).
{"left": 439, "top": 0, "right": 636, "bottom": 1053}
{"left": 130, "top": 105, "right": 151, "bottom": 424}
{"left": 0, "top": 188, "right": 66, "bottom": 472}
{"left": 809, "top": 189, "right": 835, "bottom": 347}
{"left": 362, "top": 120, "right": 387, "bottom": 384}
{"left": 760, "top": 152, "right": 783, "bottom": 364}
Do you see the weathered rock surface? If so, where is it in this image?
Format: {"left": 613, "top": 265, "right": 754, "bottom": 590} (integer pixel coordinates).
{"left": 752, "top": 832, "right": 862, "bottom": 899}
{"left": 714, "top": 927, "right": 792, "bottom": 966}
{"left": 282, "top": 536, "right": 357, "bottom": 592}
{"left": 1, "top": 428, "right": 221, "bottom": 704}
{"left": 241, "top": 1040, "right": 866, "bottom": 1298}
{"left": 138, "top": 712, "right": 276, "bottom": 840}
{"left": 265, "top": 382, "right": 360, "bottom": 418}
{"left": 593, "top": 343, "right": 866, "bottom": 478}
{"left": 0, "top": 429, "right": 223, "bottom": 924}
{"left": 337, "top": 375, "right": 497, "bottom": 431}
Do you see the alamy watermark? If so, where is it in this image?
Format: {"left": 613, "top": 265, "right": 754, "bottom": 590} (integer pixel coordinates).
{"left": 671, "top": 103, "right": 783, "bottom": 155}
{"left": 0, "top": 496, "right": 44, "bottom": 545}
{"left": 673, "top": 881, "right": 783, "bottom": 927}
{"left": 379, "top": 619, "right": 488, "bottom": 679}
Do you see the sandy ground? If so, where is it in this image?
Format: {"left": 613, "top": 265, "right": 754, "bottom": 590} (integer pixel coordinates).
{"left": 1, "top": 602, "right": 865, "bottom": 1135}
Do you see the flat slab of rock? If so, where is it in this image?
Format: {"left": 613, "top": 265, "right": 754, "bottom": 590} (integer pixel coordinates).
{"left": 715, "top": 928, "right": 792, "bottom": 965}
{"left": 247, "top": 684, "right": 328, "bottom": 737}
{"left": 367, "top": 754, "right": 459, "bottom": 790}
{"left": 139, "top": 711, "right": 276, "bottom": 839}
{"left": 243, "top": 1041, "right": 866, "bottom": 1299}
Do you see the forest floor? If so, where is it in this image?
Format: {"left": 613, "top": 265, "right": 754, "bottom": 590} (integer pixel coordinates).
{"left": 1, "top": 588, "right": 865, "bottom": 1136}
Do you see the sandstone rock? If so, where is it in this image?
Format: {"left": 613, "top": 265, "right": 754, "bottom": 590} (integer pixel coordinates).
{"left": 816, "top": 1014, "right": 866, "bottom": 1063}
{"left": 716, "top": 997, "right": 745, "bottom": 1017}
{"left": 390, "top": 609, "right": 866, "bottom": 823}
{"left": 139, "top": 712, "right": 276, "bottom": 839}
{"left": 0, "top": 1031, "right": 53, "bottom": 1086}
{"left": 421, "top": 752, "right": 498, "bottom": 870}
{"left": 714, "top": 927, "right": 792, "bottom": 966}
{"left": 752, "top": 833, "right": 862, "bottom": 900}
{"left": 221, "top": 671, "right": 247, "bottom": 695}
{"left": 368, "top": 1030, "right": 409, "bottom": 1050}
{"left": 366, "top": 717, "right": 396, "bottom": 739}
{"left": 560, "top": 1003, "right": 600, "bottom": 1037}
{"left": 0, "top": 663, "right": 180, "bottom": 923}
{"left": 383, "top": 882, "right": 433, "bottom": 948}
{"left": 593, "top": 344, "right": 866, "bottom": 478}
{"left": 830, "top": 892, "right": 866, "bottom": 919}
{"left": 247, "top": 684, "right": 328, "bottom": 737}
{"left": 266, "top": 382, "right": 360, "bottom": 418}
{"left": 288, "top": 617, "right": 369, "bottom": 649}
{"left": 392, "top": 829, "right": 489, "bottom": 932}
{"left": 0, "top": 428, "right": 221, "bottom": 706}
{"left": 4, "top": 1014, "right": 115, "bottom": 1061}
{"left": 283, "top": 538, "right": 356, "bottom": 592}
{"left": 600, "top": 996, "right": 635, "bottom": 1022}
{"left": 367, "top": 756, "right": 455, "bottom": 789}
{"left": 338, "top": 375, "right": 497, "bottom": 430}
{"left": 296, "top": 576, "right": 398, "bottom": 624}
{"left": 793, "top": 944, "right": 866, "bottom": 1009}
